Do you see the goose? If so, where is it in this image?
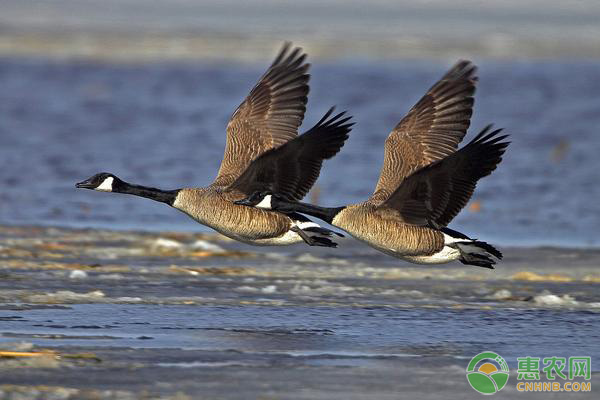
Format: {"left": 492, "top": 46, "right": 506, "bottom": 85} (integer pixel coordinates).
{"left": 235, "top": 61, "right": 510, "bottom": 268}
{"left": 76, "top": 43, "right": 352, "bottom": 247}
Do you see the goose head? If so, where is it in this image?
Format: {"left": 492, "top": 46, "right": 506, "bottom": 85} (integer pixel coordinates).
{"left": 235, "top": 191, "right": 291, "bottom": 211}
{"left": 76, "top": 172, "right": 123, "bottom": 192}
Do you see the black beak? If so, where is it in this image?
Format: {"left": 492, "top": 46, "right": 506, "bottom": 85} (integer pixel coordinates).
{"left": 75, "top": 179, "right": 95, "bottom": 189}
{"left": 234, "top": 198, "right": 255, "bottom": 206}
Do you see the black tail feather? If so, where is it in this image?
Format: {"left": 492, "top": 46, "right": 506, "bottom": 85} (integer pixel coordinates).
{"left": 304, "top": 226, "right": 344, "bottom": 237}
{"left": 459, "top": 253, "right": 496, "bottom": 269}
{"left": 441, "top": 227, "right": 470, "bottom": 240}
{"left": 471, "top": 240, "right": 503, "bottom": 260}
{"left": 288, "top": 212, "right": 345, "bottom": 238}
{"left": 309, "top": 236, "right": 338, "bottom": 248}
{"left": 444, "top": 227, "right": 502, "bottom": 269}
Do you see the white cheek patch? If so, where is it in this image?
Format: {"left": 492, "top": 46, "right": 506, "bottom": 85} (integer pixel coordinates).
{"left": 96, "top": 177, "right": 114, "bottom": 192}
{"left": 255, "top": 195, "right": 272, "bottom": 209}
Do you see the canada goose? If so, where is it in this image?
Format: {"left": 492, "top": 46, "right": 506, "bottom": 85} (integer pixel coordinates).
{"left": 76, "top": 43, "right": 352, "bottom": 247}
{"left": 236, "top": 61, "right": 510, "bottom": 268}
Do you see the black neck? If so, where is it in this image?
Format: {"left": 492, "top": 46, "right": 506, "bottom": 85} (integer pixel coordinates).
{"left": 115, "top": 181, "right": 179, "bottom": 206}
{"left": 279, "top": 200, "right": 344, "bottom": 224}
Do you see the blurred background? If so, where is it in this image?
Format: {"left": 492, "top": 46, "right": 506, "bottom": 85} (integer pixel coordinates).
{"left": 1, "top": 0, "right": 599, "bottom": 247}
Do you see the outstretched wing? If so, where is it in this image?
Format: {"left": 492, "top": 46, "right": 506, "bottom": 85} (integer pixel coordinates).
{"left": 228, "top": 108, "right": 353, "bottom": 200}
{"left": 213, "top": 42, "right": 310, "bottom": 187}
{"left": 379, "top": 126, "right": 509, "bottom": 227}
{"left": 369, "top": 61, "right": 477, "bottom": 204}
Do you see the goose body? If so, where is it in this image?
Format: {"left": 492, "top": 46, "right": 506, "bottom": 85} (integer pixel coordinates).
{"left": 331, "top": 204, "right": 447, "bottom": 261}
{"left": 76, "top": 43, "right": 351, "bottom": 247}
{"left": 330, "top": 206, "right": 500, "bottom": 265}
{"left": 237, "top": 61, "right": 509, "bottom": 267}
{"left": 172, "top": 187, "right": 333, "bottom": 246}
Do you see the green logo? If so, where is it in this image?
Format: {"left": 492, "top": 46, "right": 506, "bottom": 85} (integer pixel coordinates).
{"left": 466, "top": 352, "right": 510, "bottom": 395}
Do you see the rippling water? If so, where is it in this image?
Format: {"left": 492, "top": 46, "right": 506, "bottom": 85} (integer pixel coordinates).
{"left": 1, "top": 220, "right": 598, "bottom": 398}
{"left": 2, "top": 305, "right": 598, "bottom": 365}
{"left": 1, "top": 58, "right": 599, "bottom": 247}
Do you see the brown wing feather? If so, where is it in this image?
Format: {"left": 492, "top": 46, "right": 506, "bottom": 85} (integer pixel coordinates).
{"left": 213, "top": 42, "right": 310, "bottom": 187}
{"left": 369, "top": 60, "right": 477, "bottom": 204}
{"left": 379, "top": 126, "right": 509, "bottom": 227}
{"left": 228, "top": 108, "right": 353, "bottom": 200}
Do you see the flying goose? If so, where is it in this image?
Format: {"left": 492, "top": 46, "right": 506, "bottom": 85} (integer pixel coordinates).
{"left": 236, "top": 61, "right": 510, "bottom": 268}
{"left": 76, "top": 43, "right": 352, "bottom": 247}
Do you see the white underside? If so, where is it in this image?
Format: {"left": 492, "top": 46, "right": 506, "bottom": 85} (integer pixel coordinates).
{"left": 255, "top": 220, "right": 323, "bottom": 245}
{"left": 253, "top": 229, "right": 303, "bottom": 246}
{"left": 358, "top": 233, "right": 466, "bottom": 265}
{"left": 218, "top": 220, "right": 324, "bottom": 247}
{"left": 403, "top": 245, "right": 461, "bottom": 264}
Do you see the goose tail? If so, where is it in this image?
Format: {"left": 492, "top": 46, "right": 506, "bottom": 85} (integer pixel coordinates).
{"left": 442, "top": 227, "right": 502, "bottom": 269}
{"left": 291, "top": 212, "right": 344, "bottom": 248}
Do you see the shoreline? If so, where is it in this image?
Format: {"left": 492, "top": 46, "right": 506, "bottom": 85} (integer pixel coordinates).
{"left": 2, "top": 0, "right": 600, "bottom": 62}
{"left": 1, "top": 223, "right": 599, "bottom": 289}
{"left": 1, "top": 222, "right": 599, "bottom": 251}
{"left": 2, "top": 32, "right": 600, "bottom": 63}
